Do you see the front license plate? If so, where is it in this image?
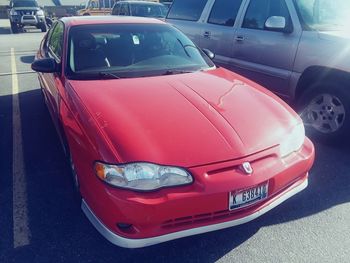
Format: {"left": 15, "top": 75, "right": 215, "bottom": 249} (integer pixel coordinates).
{"left": 229, "top": 182, "right": 268, "bottom": 210}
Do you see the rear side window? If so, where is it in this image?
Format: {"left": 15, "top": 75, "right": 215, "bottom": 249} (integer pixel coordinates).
{"left": 208, "top": 0, "right": 243, "bottom": 27}
{"left": 242, "top": 0, "right": 291, "bottom": 30}
{"left": 112, "top": 3, "right": 120, "bottom": 15}
{"left": 120, "top": 3, "right": 129, "bottom": 15}
{"left": 167, "top": 0, "right": 207, "bottom": 21}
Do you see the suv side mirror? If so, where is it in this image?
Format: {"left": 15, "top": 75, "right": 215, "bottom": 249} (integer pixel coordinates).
{"left": 31, "top": 58, "right": 59, "bottom": 73}
{"left": 265, "top": 16, "right": 289, "bottom": 33}
{"left": 202, "top": 48, "right": 215, "bottom": 60}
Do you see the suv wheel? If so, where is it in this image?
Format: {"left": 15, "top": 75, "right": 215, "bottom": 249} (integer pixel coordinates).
{"left": 298, "top": 82, "right": 350, "bottom": 142}
{"left": 11, "top": 22, "right": 19, "bottom": 34}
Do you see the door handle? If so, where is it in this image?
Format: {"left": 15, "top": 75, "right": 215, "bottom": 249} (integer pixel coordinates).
{"left": 203, "top": 31, "right": 211, "bottom": 39}
{"left": 235, "top": 36, "right": 245, "bottom": 42}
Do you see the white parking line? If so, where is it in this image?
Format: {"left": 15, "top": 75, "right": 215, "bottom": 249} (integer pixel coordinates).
{"left": 11, "top": 48, "right": 31, "bottom": 248}
{"left": 0, "top": 71, "right": 35, "bottom": 77}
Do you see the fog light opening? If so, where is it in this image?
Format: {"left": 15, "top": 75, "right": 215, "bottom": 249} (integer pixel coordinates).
{"left": 116, "top": 223, "right": 136, "bottom": 234}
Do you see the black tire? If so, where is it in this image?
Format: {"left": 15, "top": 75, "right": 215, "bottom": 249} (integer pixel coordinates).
{"left": 39, "top": 23, "right": 47, "bottom": 32}
{"left": 297, "top": 82, "right": 350, "bottom": 142}
{"left": 69, "top": 153, "right": 82, "bottom": 202}
{"left": 58, "top": 129, "right": 82, "bottom": 202}
{"left": 10, "top": 22, "right": 19, "bottom": 33}
{"left": 46, "top": 18, "right": 53, "bottom": 28}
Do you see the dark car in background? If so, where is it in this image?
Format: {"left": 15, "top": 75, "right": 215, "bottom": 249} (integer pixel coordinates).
{"left": 8, "top": 0, "right": 47, "bottom": 33}
{"left": 111, "top": 0, "right": 167, "bottom": 18}
{"left": 166, "top": 0, "right": 350, "bottom": 141}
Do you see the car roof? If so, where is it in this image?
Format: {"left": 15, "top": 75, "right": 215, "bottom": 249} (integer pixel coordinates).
{"left": 60, "top": 16, "right": 165, "bottom": 28}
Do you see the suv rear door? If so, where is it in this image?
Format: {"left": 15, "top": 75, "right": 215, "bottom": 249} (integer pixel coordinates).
{"left": 231, "top": 0, "right": 302, "bottom": 97}
{"left": 166, "top": 0, "right": 210, "bottom": 45}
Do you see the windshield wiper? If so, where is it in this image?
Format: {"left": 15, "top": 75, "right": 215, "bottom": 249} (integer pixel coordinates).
{"left": 98, "top": 71, "right": 122, "bottom": 79}
{"left": 162, "top": 69, "right": 195, "bottom": 76}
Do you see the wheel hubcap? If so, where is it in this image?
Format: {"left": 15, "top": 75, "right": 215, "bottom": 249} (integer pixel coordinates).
{"left": 301, "top": 93, "right": 346, "bottom": 134}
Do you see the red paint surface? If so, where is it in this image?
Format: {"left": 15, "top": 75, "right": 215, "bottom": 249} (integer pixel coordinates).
{"left": 35, "top": 17, "right": 315, "bottom": 240}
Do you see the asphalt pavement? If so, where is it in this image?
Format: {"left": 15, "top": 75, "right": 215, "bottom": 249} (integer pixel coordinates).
{"left": 0, "top": 19, "right": 350, "bottom": 263}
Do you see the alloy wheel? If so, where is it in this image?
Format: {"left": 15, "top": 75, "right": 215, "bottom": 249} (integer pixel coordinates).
{"left": 301, "top": 93, "right": 346, "bottom": 134}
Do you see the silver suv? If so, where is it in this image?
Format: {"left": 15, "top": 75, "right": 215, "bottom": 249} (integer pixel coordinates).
{"left": 8, "top": 0, "right": 47, "bottom": 33}
{"left": 166, "top": 0, "right": 350, "bottom": 140}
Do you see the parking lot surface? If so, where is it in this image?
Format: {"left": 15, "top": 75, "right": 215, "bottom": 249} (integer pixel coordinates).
{"left": 0, "top": 20, "right": 350, "bottom": 263}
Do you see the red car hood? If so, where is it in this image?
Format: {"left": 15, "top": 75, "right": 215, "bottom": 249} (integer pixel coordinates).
{"left": 68, "top": 68, "right": 299, "bottom": 167}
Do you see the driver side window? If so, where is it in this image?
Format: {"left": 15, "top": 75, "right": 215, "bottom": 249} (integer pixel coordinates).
{"left": 47, "top": 22, "right": 64, "bottom": 61}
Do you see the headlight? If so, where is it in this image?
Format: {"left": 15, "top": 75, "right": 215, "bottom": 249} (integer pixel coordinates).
{"left": 280, "top": 123, "right": 305, "bottom": 158}
{"left": 94, "top": 162, "right": 193, "bottom": 191}
{"left": 36, "top": 10, "right": 44, "bottom": 16}
{"left": 10, "top": 10, "right": 18, "bottom": 15}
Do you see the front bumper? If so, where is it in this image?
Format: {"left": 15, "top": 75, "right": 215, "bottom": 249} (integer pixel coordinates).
{"left": 81, "top": 138, "right": 314, "bottom": 248}
{"left": 10, "top": 15, "right": 45, "bottom": 25}
{"left": 82, "top": 176, "right": 308, "bottom": 248}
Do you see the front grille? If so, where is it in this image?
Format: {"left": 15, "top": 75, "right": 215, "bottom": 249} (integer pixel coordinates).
{"left": 161, "top": 177, "right": 303, "bottom": 230}
{"left": 161, "top": 209, "right": 242, "bottom": 229}
{"left": 19, "top": 11, "right": 35, "bottom": 16}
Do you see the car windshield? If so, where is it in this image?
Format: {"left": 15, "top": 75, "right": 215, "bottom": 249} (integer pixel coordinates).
{"left": 295, "top": 0, "right": 350, "bottom": 30}
{"left": 67, "top": 24, "right": 215, "bottom": 79}
{"left": 13, "top": 0, "right": 38, "bottom": 7}
{"left": 130, "top": 4, "right": 167, "bottom": 18}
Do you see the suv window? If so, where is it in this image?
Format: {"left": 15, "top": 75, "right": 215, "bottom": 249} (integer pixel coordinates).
{"left": 167, "top": 0, "right": 207, "bottom": 21}
{"left": 242, "top": 0, "right": 291, "bottom": 30}
{"left": 102, "top": 0, "right": 113, "bottom": 8}
{"left": 13, "top": 1, "right": 38, "bottom": 7}
{"left": 120, "top": 3, "right": 129, "bottom": 15}
{"left": 112, "top": 3, "right": 121, "bottom": 15}
{"left": 208, "top": 0, "right": 243, "bottom": 27}
{"left": 48, "top": 22, "right": 64, "bottom": 61}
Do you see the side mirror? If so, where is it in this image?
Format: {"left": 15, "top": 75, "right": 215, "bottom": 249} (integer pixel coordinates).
{"left": 31, "top": 58, "right": 59, "bottom": 73}
{"left": 265, "top": 16, "right": 289, "bottom": 32}
{"left": 202, "top": 48, "right": 215, "bottom": 60}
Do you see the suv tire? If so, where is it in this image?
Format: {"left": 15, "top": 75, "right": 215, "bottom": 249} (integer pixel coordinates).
{"left": 11, "top": 22, "right": 19, "bottom": 34}
{"left": 298, "top": 82, "right": 350, "bottom": 142}
{"left": 39, "top": 23, "right": 47, "bottom": 32}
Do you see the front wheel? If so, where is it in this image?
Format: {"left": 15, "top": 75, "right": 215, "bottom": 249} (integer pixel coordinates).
{"left": 298, "top": 82, "right": 350, "bottom": 142}
{"left": 10, "top": 22, "right": 19, "bottom": 33}
{"left": 39, "top": 23, "right": 47, "bottom": 32}
{"left": 69, "top": 154, "right": 82, "bottom": 202}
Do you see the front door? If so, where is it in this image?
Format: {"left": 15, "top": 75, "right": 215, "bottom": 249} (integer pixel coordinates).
{"left": 231, "top": 0, "right": 302, "bottom": 97}
{"left": 41, "top": 21, "right": 65, "bottom": 132}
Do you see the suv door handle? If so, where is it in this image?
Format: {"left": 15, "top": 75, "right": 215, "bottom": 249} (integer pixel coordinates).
{"left": 235, "top": 36, "right": 245, "bottom": 42}
{"left": 203, "top": 31, "right": 211, "bottom": 39}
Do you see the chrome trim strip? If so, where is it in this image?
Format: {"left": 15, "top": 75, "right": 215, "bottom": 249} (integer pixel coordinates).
{"left": 81, "top": 178, "right": 308, "bottom": 248}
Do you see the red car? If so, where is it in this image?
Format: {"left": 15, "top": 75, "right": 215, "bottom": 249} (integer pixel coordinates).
{"left": 32, "top": 16, "right": 315, "bottom": 248}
